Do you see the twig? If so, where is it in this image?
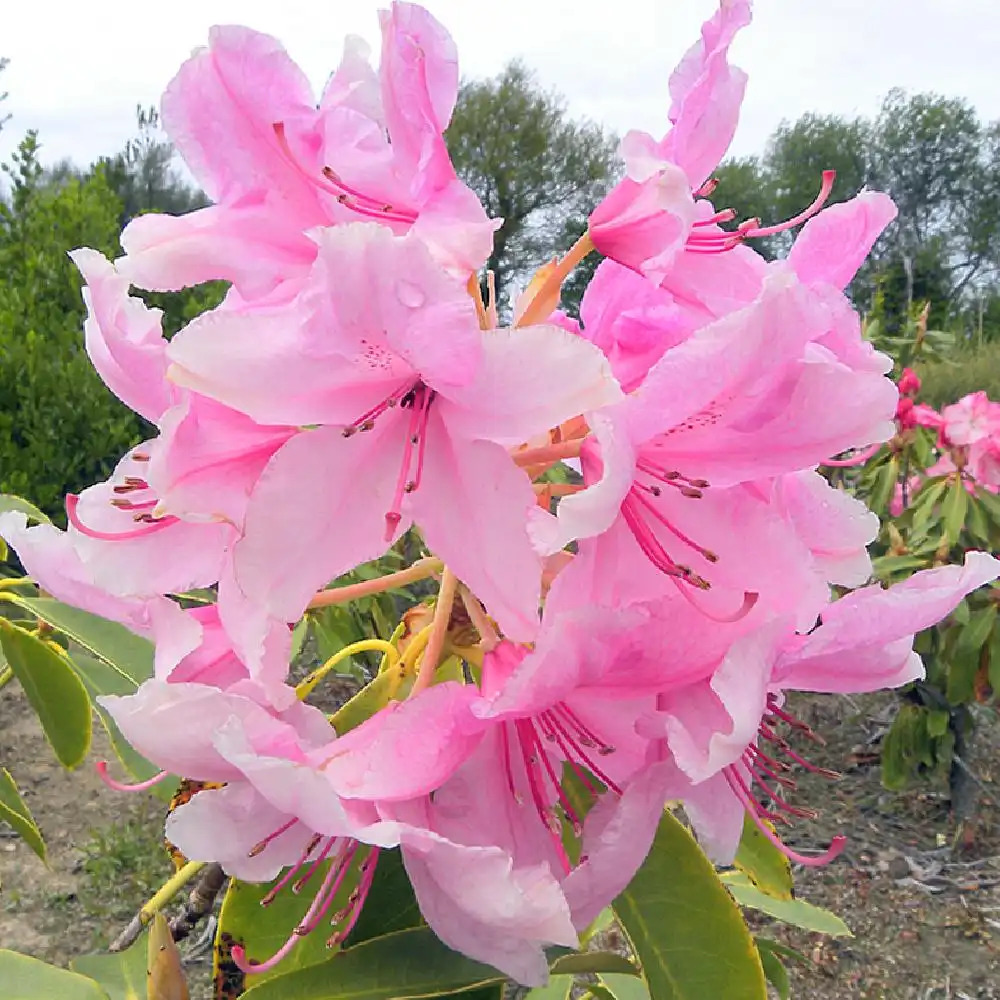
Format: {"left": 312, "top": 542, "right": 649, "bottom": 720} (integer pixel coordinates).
{"left": 169, "top": 863, "right": 227, "bottom": 944}
{"left": 109, "top": 860, "right": 205, "bottom": 952}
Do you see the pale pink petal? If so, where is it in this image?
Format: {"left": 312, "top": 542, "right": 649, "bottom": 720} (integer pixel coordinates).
{"left": 223, "top": 422, "right": 411, "bottom": 670}
{"left": 438, "top": 325, "right": 622, "bottom": 446}
{"left": 161, "top": 25, "right": 318, "bottom": 209}
{"left": 776, "top": 552, "right": 1000, "bottom": 692}
{"left": 165, "top": 783, "right": 313, "bottom": 881}
{"left": 680, "top": 770, "right": 746, "bottom": 863}
{"left": 311, "top": 683, "right": 482, "bottom": 801}
{"left": 407, "top": 415, "right": 541, "bottom": 641}
{"left": 773, "top": 471, "right": 878, "bottom": 587}
{"left": 788, "top": 191, "right": 898, "bottom": 291}
{"left": 70, "top": 249, "right": 171, "bottom": 422}
{"left": 118, "top": 199, "right": 316, "bottom": 297}
{"left": 321, "top": 34, "right": 383, "bottom": 124}
{"left": 562, "top": 761, "right": 682, "bottom": 929}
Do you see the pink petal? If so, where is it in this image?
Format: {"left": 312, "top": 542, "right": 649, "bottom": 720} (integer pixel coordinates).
{"left": 407, "top": 414, "right": 542, "bottom": 641}
{"left": 788, "top": 191, "right": 898, "bottom": 291}
{"left": 70, "top": 249, "right": 171, "bottom": 422}
{"left": 222, "top": 421, "right": 411, "bottom": 670}
{"left": 438, "top": 324, "right": 622, "bottom": 446}
{"left": 776, "top": 552, "right": 1000, "bottom": 692}
{"left": 311, "top": 682, "right": 482, "bottom": 801}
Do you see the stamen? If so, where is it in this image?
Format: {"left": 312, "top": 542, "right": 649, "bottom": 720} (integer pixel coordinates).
{"left": 744, "top": 171, "right": 836, "bottom": 238}
{"left": 261, "top": 835, "right": 325, "bottom": 906}
{"left": 248, "top": 817, "right": 299, "bottom": 858}
{"left": 327, "top": 848, "right": 379, "bottom": 948}
{"left": 383, "top": 386, "right": 435, "bottom": 542}
{"left": 66, "top": 494, "right": 178, "bottom": 542}
{"left": 95, "top": 762, "right": 169, "bottom": 792}
{"left": 541, "top": 709, "right": 622, "bottom": 795}
{"left": 724, "top": 766, "right": 846, "bottom": 867}
{"left": 629, "top": 488, "right": 719, "bottom": 562}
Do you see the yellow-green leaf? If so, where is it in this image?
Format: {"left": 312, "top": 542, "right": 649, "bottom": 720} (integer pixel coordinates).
{"left": 613, "top": 810, "right": 767, "bottom": 1000}
{"left": 733, "top": 815, "right": 793, "bottom": 901}
{"left": 0, "top": 949, "right": 109, "bottom": 999}
{"left": 942, "top": 477, "right": 969, "bottom": 545}
{"left": 0, "top": 767, "right": 47, "bottom": 863}
{"left": 721, "top": 871, "right": 851, "bottom": 936}
{"left": 0, "top": 620, "right": 91, "bottom": 769}
{"left": 71, "top": 932, "right": 148, "bottom": 1000}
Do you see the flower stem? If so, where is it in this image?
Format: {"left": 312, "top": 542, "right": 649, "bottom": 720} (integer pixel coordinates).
{"left": 515, "top": 232, "right": 595, "bottom": 328}
{"left": 409, "top": 569, "right": 458, "bottom": 698}
{"left": 297, "top": 639, "right": 402, "bottom": 700}
{"left": 306, "top": 557, "right": 443, "bottom": 609}
{"left": 109, "top": 860, "right": 205, "bottom": 952}
{"left": 513, "top": 439, "right": 584, "bottom": 468}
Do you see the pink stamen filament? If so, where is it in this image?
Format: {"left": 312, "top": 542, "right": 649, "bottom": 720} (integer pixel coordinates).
{"left": 95, "top": 762, "right": 169, "bottom": 792}
{"left": 66, "top": 493, "right": 177, "bottom": 542}
{"left": 629, "top": 488, "right": 718, "bottom": 563}
{"left": 292, "top": 837, "right": 338, "bottom": 894}
{"left": 343, "top": 383, "right": 415, "bottom": 437}
{"left": 523, "top": 718, "right": 584, "bottom": 835}
{"left": 329, "top": 848, "right": 379, "bottom": 947}
{"left": 621, "top": 496, "right": 708, "bottom": 587}
{"left": 383, "top": 386, "right": 434, "bottom": 542}
{"left": 724, "top": 765, "right": 846, "bottom": 867}
{"left": 322, "top": 167, "right": 417, "bottom": 221}
{"left": 262, "top": 835, "right": 324, "bottom": 905}
{"left": 536, "top": 712, "right": 601, "bottom": 798}
{"left": 272, "top": 123, "right": 417, "bottom": 225}
{"left": 248, "top": 817, "right": 300, "bottom": 858}
{"left": 540, "top": 710, "right": 622, "bottom": 795}
{"left": 744, "top": 171, "right": 836, "bottom": 238}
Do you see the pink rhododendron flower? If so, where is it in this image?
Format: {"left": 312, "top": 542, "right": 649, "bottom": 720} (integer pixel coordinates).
{"left": 118, "top": 3, "right": 496, "bottom": 300}
{"left": 653, "top": 552, "right": 1000, "bottom": 863}
{"left": 166, "top": 223, "right": 620, "bottom": 668}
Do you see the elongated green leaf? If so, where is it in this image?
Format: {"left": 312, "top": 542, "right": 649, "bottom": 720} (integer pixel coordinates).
{"left": 0, "top": 950, "right": 109, "bottom": 999}
{"left": 720, "top": 872, "right": 851, "bottom": 936}
{"left": 240, "top": 926, "right": 503, "bottom": 1000}
{"left": 910, "top": 478, "right": 949, "bottom": 529}
{"left": 549, "top": 953, "right": 639, "bottom": 977}
{"left": 345, "top": 847, "right": 422, "bottom": 946}
{"left": 613, "top": 811, "right": 766, "bottom": 1000}
{"left": 754, "top": 942, "right": 789, "bottom": 1000}
{"left": 958, "top": 605, "right": 997, "bottom": 655}
{"left": 71, "top": 932, "right": 148, "bottom": 1000}
{"left": 0, "top": 495, "right": 51, "bottom": 525}
{"left": 942, "top": 477, "right": 969, "bottom": 545}
{"left": 868, "top": 458, "right": 899, "bottom": 514}
{"left": 0, "top": 767, "right": 46, "bottom": 862}
{"left": 6, "top": 596, "right": 153, "bottom": 685}
{"left": 0, "top": 620, "right": 91, "bottom": 769}
{"left": 733, "top": 815, "right": 792, "bottom": 901}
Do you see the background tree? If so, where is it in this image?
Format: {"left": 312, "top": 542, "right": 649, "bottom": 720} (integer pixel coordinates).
{"left": 445, "top": 61, "right": 618, "bottom": 317}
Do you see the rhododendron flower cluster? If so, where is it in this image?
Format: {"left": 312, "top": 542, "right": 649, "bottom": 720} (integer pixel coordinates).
{"left": 4, "top": 0, "right": 999, "bottom": 986}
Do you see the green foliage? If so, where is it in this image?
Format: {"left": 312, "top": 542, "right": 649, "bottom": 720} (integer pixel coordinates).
{"left": 719, "top": 871, "right": 851, "bottom": 937}
{"left": 0, "top": 950, "right": 110, "bottom": 1000}
{"left": 70, "top": 932, "right": 149, "bottom": 1000}
{"left": 613, "top": 809, "right": 767, "bottom": 1000}
{"left": 0, "top": 767, "right": 46, "bottom": 864}
{"left": 0, "top": 132, "right": 146, "bottom": 519}
{"left": 0, "top": 619, "right": 92, "bottom": 769}
{"left": 917, "top": 341, "right": 1000, "bottom": 407}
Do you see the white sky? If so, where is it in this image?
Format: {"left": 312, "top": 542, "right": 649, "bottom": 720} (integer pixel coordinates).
{"left": 2, "top": 0, "right": 999, "bottom": 172}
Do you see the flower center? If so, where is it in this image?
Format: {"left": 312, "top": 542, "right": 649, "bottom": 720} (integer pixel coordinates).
{"left": 500, "top": 705, "right": 621, "bottom": 874}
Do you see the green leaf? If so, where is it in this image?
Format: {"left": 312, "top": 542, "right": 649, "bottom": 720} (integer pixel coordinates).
{"left": 868, "top": 457, "right": 899, "bottom": 514}
{"left": 549, "top": 953, "right": 640, "bottom": 977}
{"left": 0, "top": 767, "right": 47, "bottom": 863}
{"left": 733, "top": 815, "right": 793, "bottom": 901}
{"left": 71, "top": 932, "right": 148, "bottom": 1000}
{"left": 966, "top": 494, "right": 992, "bottom": 546}
{"left": 5, "top": 596, "right": 154, "bottom": 685}
{"left": 240, "top": 926, "right": 504, "bottom": 1000}
{"left": 958, "top": 604, "right": 997, "bottom": 655}
{"left": 0, "top": 495, "right": 51, "bottom": 525}
{"left": 910, "top": 478, "right": 949, "bottom": 529}
{"left": 0, "top": 950, "right": 109, "bottom": 999}
{"left": 946, "top": 645, "right": 981, "bottom": 705}
{"left": 597, "top": 973, "right": 651, "bottom": 1000}
{"left": 525, "top": 976, "right": 573, "bottom": 1000}
{"left": 755, "top": 942, "right": 789, "bottom": 1000}
{"left": 926, "top": 708, "right": 950, "bottom": 739}
{"left": 613, "top": 810, "right": 767, "bottom": 1000}
{"left": 720, "top": 872, "right": 851, "bottom": 936}
{"left": 942, "top": 477, "right": 969, "bottom": 545}
{"left": 0, "top": 620, "right": 91, "bottom": 769}
{"left": 989, "top": 627, "right": 1000, "bottom": 696}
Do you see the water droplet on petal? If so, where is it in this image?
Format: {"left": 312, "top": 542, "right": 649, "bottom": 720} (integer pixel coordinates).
{"left": 396, "top": 280, "right": 426, "bottom": 308}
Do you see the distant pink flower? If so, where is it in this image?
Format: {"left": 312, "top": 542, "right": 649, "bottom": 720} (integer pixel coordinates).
{"left": 898, "top": 368, "right": 921, "bottom": 397}
{"left": 941, "top": 391, "right": 1000, "bottom": 447}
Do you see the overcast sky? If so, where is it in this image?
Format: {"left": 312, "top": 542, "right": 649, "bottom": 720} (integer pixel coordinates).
{"left": 2, "top": 0, "right": 999, "bottom": 173}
